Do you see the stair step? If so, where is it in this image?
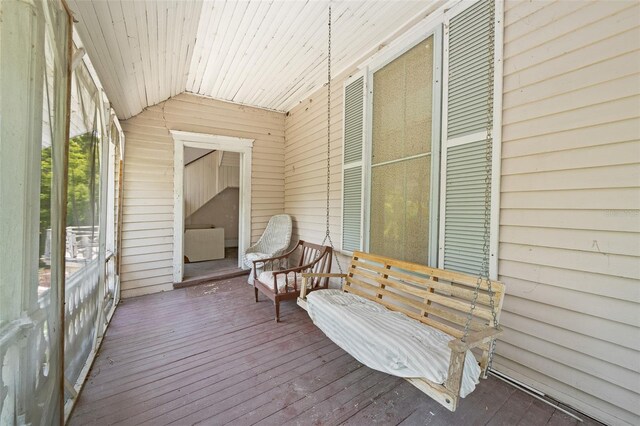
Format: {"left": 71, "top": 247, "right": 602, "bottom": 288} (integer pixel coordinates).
{"left": 174, "top": 267, "right": 249, "bottom": 289}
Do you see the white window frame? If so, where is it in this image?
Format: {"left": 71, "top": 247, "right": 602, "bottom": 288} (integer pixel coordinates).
{"left": 361, "top": 23, "right": 444, "bottom": 267}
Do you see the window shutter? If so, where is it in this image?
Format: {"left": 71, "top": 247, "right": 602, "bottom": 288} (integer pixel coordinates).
{"left": 448, "top": 0, "right": 493, "bottom": 138}
{"left": 341, "top": 74, "right": 365, "bottom": 252}
{"left": 441, "top": 0, "right": 494, "bottom": 275}
{"left": 443, "top": 140, "right": 490, "bottom": 274}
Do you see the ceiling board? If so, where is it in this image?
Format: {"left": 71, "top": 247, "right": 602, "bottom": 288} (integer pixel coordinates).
{"left": 68, "top": 0, "right": 437, "bottom": 119}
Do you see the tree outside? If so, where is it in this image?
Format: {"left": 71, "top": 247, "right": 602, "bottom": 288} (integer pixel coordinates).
{"left": 39, "top": 132, "right": 101, "bottom": 282}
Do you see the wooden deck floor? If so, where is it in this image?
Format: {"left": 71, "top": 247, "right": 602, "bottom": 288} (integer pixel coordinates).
{"left": 70, "top": 276, "right": 598, "bottom": 426}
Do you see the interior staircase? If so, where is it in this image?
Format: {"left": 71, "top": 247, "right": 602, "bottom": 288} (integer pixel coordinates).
{"left": 184, "top": 150, "right": 240, "bottom": 218}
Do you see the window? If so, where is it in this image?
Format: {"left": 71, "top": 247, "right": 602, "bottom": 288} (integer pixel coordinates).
{"left": 64, "top": 57, "right": 108, "bottom": 392}
{"left": 369, "top": 36, "right": 436, "bottom": 265}
{"left": 341, "top": 31, "right": 442, "bottom": 267}
{"left": 341, "top": 0, "right": 497, "bottom": 275}
{"left": 66, "top": 62, "right": 103, "bottom": 278}
{"left": 38, "top": 2, "right": 71, "bottom": 296}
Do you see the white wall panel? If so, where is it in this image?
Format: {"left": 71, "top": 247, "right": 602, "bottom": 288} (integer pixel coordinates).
{"left": 285, "top": 75, "right": 347, "bottom": 258}
{"left": 284, "top": 1, "right": 640, "bottom": 424}
{"left": 498, "top": 1, "right": 640, "bottom": 424}
{"left": 184, "top": 151, "right": 218, "bottom": 217}
{"left": 120, "top": 93, "right": 284, "bottom": 297}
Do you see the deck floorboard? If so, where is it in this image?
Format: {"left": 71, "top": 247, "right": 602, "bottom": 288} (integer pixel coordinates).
{"left": 69, "top": 276, "right": 600, "bottom": 426}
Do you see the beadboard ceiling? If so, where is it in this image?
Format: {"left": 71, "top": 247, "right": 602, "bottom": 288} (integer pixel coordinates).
{"left": 66, "top": 0, "right": 438, "bottom": 119}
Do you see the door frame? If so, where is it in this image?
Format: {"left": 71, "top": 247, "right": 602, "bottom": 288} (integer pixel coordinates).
{"left": 170, "top": 130, "right": 254, "bottom": 283}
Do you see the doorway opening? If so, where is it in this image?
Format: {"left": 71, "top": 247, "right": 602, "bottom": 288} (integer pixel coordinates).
{"left": 171, "top": 131, "right": 253, "bottom": 285}
{"left": 183, "top": 147, "right": 240, "bottom": 280}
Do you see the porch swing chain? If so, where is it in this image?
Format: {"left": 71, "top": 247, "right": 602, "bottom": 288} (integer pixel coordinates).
{"left": 321, "top": 3, "right": 344, "bottom": 276}
{"left": 462, "top": 0, "right": 499, "bottom": 372}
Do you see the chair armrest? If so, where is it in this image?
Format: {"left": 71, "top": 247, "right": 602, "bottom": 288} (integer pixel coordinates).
{"left": 266, "top": 260, "right": 338, "bottom": 295}
{"left": 448, "top": 327, "right": 503, "bottom": 352}
{"left": 300, "top": 273, "right": 347, "bottom": 299}
{"left": 253, "top": 240, "right": 317, "bottom": 273}
{"left": 275, "top": 257, "right": 334, "bottom": 277}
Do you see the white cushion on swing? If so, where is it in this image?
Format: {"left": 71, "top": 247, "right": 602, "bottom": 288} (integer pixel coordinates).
{"left": 306, "top": 289, "right": 482, "bottom": 398}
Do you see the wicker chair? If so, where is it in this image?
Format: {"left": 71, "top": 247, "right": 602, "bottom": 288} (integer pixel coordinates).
{"left": 243, "top": 214, "right": 292, "bottom": 284}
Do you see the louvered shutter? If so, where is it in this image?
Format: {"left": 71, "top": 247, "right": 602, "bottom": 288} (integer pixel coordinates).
{"left": 441, "top": 0, "right": 495, "bottom": 275}
{"left": 443, "top": 140, "right": 489, "bottom": 274}
{"left": 447, "top": 0, "right": 493, "bottom": 138}
{"left": 341, "top": 73, "right": 366, "bottom": 252}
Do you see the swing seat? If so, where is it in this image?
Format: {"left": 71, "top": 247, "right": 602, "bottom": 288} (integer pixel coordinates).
{"left": 307, "top": 289, "right": 483, "bottom": 397}
{"left": 298, "top": 251, "right": 505, "bottom": 412}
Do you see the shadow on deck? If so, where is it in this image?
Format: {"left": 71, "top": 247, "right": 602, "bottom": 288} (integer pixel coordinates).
{"left": 69, "top": 276, "right": 598, "bottom": 425}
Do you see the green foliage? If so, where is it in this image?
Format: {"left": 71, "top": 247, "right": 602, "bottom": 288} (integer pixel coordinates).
{"left": 67, "top": 133, "right": 93, "bottom": 226}
{"left": 39, "top": 132, "right": 100, "bottom": 257}
{"left": 67, "top": 132, "right": 100, "bottom": 227}
{"left": 40, "top": 146, "right": 52, "bottom": 259}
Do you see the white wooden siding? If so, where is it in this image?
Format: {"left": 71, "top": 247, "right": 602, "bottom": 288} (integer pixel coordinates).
{"left": 121, "top": 93, "right": 285, "bottom": 297}
{"left": 497, "top": 1, "right": 640, "bottom": 425}
{"left": 184, "top": 151, "right": 219, "bottom": 218}
{"left": 285, "top": 72, "right": 348, "bottom": 254}
{"left": 183, "top": 150, "right": 239, "bottom": 218}
{"left": 218, "top": 151, "right": 240, "bottom": 193}
{"left": 285, "top": 1, "right": 640, "bottom": 424}
{"left": 184, "top": 147, "right": 213, "bottom": 164}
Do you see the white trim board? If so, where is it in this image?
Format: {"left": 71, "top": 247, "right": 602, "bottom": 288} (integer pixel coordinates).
{"left": 170, "top": 130, "right": 254, "bottom": 283}
{"left": 489, "top": 0, "right": 504, "bottom": 281}
{"left": 357, "top": 0, "right": 453, "bottom": 74}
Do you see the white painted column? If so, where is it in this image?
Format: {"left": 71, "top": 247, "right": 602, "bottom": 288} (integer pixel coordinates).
{"left": 0, "top": 1, "right": 70, "bottom": 424}
{"left": 0, "top": 0, "right": 46, "bottom": 424}
{"left": 0, "top": 0, "right": 45, "bottom": 323}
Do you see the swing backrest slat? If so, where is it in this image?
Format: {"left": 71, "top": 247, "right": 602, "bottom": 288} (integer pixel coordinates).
{"left": 342, "top": 251, "right": 505, "bottom": 349}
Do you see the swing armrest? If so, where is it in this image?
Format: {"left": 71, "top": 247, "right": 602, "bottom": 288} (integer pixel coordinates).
{"left": 448, "top": 327, "right": 503, "bottom": 352}
{"left": 299, "top": 273, "right": 347, "bottom": 299}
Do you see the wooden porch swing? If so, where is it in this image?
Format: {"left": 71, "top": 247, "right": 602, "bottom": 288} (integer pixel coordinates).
{"left": 296, "top": 2, "right": 505, "bottom": 412}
